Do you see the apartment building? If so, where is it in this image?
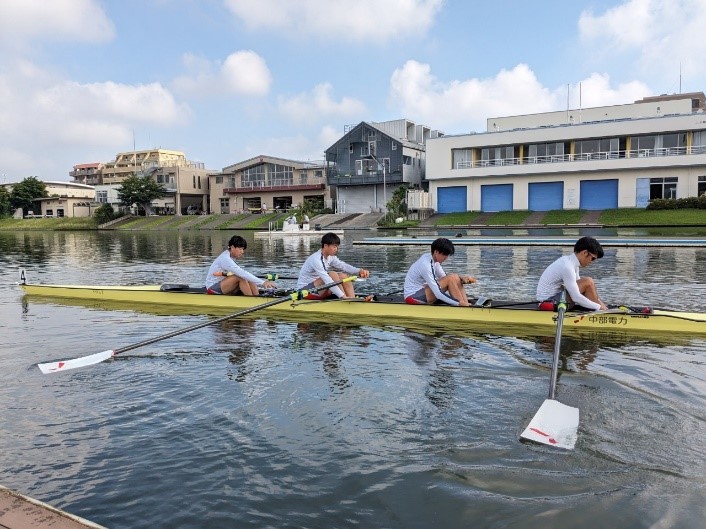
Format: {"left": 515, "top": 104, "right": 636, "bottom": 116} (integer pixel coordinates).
{"left": 210, "top": 155, "right": 329, "bottom": 214}
{"left": 325, "top": 119, "right": 443, "bottom": 213}
{"left": 69, "top": 162, "right": 103, "bottom": 185}
{"left": 426, "top": 92, "right": 706, "bottom": 212}
{"left": 79, "top": 148, "right": 210, "bottom": 214}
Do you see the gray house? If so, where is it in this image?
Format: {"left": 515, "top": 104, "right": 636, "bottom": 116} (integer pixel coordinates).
{"left": 325, "top": 119, "right": 443, "bottom": 213}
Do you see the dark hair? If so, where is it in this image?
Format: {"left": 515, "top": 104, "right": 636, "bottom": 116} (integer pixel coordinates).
{"left": 430, "top": 237, "right": 455, "bottom": 256}
{"left": 227, "top": 235, "right": 247, "bottom": 249}
{"left": 574, "top": 236, "right": 604, "bottom": 258}
{"left": 321, "top": 232, "right": 341, "bottom": 246}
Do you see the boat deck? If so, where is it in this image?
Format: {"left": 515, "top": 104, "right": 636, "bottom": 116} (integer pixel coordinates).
{"left": 0, "top": 486, "right": 106, "bottom": 529}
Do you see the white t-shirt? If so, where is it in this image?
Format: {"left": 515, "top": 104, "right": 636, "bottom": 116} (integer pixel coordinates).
{"left": 536, "top": 253, "right": 600, "bottom": 310}
{"left": 297, "top": 249, "right": 359, "bottom": 298}
{"left": 404, "top": 253, "right": 459, "bottom": 306}
{"left": 205, "top": 250, "right": 263, "bottom": 289}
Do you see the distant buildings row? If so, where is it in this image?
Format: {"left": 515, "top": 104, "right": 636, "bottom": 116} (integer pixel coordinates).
{"left": 12, "top": 93, "right": 706, "bottom": 218}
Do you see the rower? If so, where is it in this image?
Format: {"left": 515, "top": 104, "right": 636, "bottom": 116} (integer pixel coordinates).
{"left": 403, "top": 237, "right": 476, "bottom": 306}
{"left": 536, "top": 236, "right": 607, "bottom": 311}
{"left": 205, "top": 235, "right": 276, "bottom": 295}
{"left": 296, "top": 232, "right": 370, "bottom": 299}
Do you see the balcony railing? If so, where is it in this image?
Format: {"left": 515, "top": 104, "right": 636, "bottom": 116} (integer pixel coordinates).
{"left": 223, "top": 180, "right": 326, "bottom": 194}
{"left": 453, "top": 145, "right": 706, "bottom": 169}
{"left": 326, "top": 170, "right": 404, "bottom": 186}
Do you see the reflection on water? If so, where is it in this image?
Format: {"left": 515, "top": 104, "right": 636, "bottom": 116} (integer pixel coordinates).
{"left": 1, "top": 230, "right": 705, "bottom": 529}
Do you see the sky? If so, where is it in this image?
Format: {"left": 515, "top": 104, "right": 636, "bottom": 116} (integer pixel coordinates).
{"left": 1, "top": 0, "right": 706, "bottom": 182}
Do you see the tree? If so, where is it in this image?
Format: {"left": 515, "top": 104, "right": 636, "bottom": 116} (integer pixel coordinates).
{"left": 117, "top": 175, "right": 167, "bottom": 216}
{"left": 386, "top": 184, "right": 408, "bottom": 218}
{"left": 0, "top": 186, "right": 12, "bottom": 217}
{"left": 94, "top": 203, "right": 120, "bottom": 225}
{"left": 10, "top": 176, "right": 48, "bottom": 213}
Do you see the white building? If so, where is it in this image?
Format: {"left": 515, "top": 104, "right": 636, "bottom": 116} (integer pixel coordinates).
{"left": 426, "top": 92, "right": 706, "bottom": 212}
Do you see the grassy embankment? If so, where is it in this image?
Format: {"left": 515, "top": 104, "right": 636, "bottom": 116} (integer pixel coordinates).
{"left": 432, "top": 208, "right": 706, "bottom": 226}
{"left": 1, "top": 208, "right": 704, "bottom": 231}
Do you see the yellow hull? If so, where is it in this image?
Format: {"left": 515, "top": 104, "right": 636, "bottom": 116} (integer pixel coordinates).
{"left": 19, "top": 283, "right": 706, "bottom": 336}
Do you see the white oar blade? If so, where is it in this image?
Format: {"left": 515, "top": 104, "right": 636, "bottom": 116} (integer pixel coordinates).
{"left": 520, "top": 399, "right": 579, "bottom": 450}
{"left": 38, "top": 350, "right": 115, "bottom": 374}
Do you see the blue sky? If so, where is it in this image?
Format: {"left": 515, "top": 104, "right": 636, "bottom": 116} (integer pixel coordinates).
{"left": 1, "top": 0, "right": 705, "bottom": 182}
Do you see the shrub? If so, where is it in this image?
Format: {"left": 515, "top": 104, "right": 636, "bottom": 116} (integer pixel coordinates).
{"left": 647, "top": 196, "right": 706, "bottom": 210}
{"left": 94, "top": 204, "right": 119, "bottom": 224}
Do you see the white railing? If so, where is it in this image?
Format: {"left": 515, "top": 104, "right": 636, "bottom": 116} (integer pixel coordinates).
{"left": 454, "top": 145, "right": 706, "bottom": 169}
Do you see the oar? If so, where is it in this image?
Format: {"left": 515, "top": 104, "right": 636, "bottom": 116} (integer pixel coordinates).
{"left": 212, "top": 272, "right": 299, "bottom": 281}
{"left": 36, "top": 276, "right": 357, "bottom": 374}
{"left": 520, "top": 290, "right": 579, "bottom": 450}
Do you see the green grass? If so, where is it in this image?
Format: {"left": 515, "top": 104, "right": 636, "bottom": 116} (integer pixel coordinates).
{"left": 485, "top": 210, "right": 532, "bottom": 225}
{"left": 599, "top": 208, "right": 706, "bottom": 225}
{"left": 0, "top": 217, "right": 97, "bottom": 230}
{"left": 432, "top": 211, "right": 485, "bottom": 226}
{"left": 243, "top": 212, "right": 281, "bottom": 229}
{"left": 541, "top": 209, "right": 586, "bottom": 224}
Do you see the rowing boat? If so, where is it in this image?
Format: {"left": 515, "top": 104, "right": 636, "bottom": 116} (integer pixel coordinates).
{"left": 18, "top": 282, "right": 706, "bottom": 336}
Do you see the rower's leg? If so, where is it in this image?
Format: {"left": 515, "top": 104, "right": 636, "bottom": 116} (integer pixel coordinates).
{"left": 434, "top": 274, "right": 469, "bottom": 306}
{"left": 577, "top": 277, "right": 603, "bottom": 306}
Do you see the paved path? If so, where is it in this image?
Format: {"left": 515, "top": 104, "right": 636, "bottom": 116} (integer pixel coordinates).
{"left": 522, "top": 211, "right": 546, "bottom": 225}
{"left": 579, "top": 210, "right": 602, "bottom": 224}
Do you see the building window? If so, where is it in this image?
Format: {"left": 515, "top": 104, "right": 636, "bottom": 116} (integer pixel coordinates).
{"left": 574, "top": 138, "right": 619, "bottom": 159}
{"left": 650, "top": 177, "right": 678, "bottom": 200}
{"left": 198, "top": 176, "right": 201, "bottom": 189}
{"left": 452, "top": 149, "right": 472, "bottom": 169}
{"left": 634, "top": 134, "right": 686, "bottom": 156}
{"left": 481, "top": 145, "right": 519, "bottom": 166}
{"left": 243, "top": 165, "right": 265, "bottom": 187}
{"left": 360, "top": 145, "right": 370, "bottom": 156}
{"left": 96, "top": 190, "right": 108, "bottom": 203}
{"left": 526, "top": 142, "right": 564, "bottom": 163}
{"left": 216, "top": 176, "right": 223, "bottom": 184}
{"left": 192, "top": 175, "right": 196, "bottom": 188}
{"left": 693, "top": 131, "right": 706, "bottom": 152}
{"left": 698, "top": 176, "right": 706, "bottom": 197}
{"left": 314, "top": 170, "right": 323, "bottom": 178}
{"left": 269, "top": 163, "right": 293, "bottom": 186}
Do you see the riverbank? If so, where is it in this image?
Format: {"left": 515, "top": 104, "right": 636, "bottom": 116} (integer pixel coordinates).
{"left": 0, "top": 208, "right": 704, "bottom": 231}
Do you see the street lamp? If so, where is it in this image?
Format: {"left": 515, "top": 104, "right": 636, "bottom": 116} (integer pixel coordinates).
{"left": 364, "top": 153, "right": 386, "bottom": 212}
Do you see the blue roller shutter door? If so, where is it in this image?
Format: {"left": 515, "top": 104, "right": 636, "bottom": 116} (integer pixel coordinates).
{"left": 528, "top": 182, "right": 564, "bottom": 211}
{"left": 580, "top": 179, "right": 619, "bottom": 210}
{"left": 481, "top": 184, "right": 513, "bottom": 212}
{"left": 635, "top": 178, "right": 649, "bottom": 207}
{"left": 437, "top": 186, "right": 467, "bottom": 213}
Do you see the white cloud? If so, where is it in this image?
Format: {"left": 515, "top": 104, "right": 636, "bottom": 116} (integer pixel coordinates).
{"left": 173, "top": 50, "right": 272, "bottom": 96}
{"left": 389, "top": 61, "right": 555, "bottom": 132}
{"left": 319, "top": 125, "right": 343, "bottom": 150}
{"left": 241, "top": 133, "right": 327, "bottom": 162}
{"left": 388, "top": 60, "right": 653, "bottom": 133}
{"left": 0, "top": 60, "right": 188, "bottom": 178}
{"left": 278, "top": 83, "right": 366, "bottom": 121}
{"left": 223, "top": 0, "right": 443, "bottom": 42}
{"left": 567, "top": 73, "right": 650, "bottom": 108}
{"left": 0, "top": 0, "right": 114, "bottom": 48}
{"left": 578, "top": 0, "right": 706, "bottom": 84}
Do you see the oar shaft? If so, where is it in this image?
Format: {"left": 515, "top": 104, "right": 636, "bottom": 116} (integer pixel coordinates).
{"left": 548, "top": 292, "right": 567, "bottom": 400}
{"left": 113, "top": 295, "right": 289, "bottom": 355}
{"left": 38, "top": 275, "right": 357, "bottom": 373}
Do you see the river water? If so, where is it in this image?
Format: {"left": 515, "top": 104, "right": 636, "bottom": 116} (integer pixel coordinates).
{"left": 0, "top": 230, "right": 705, "bottom": 529}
